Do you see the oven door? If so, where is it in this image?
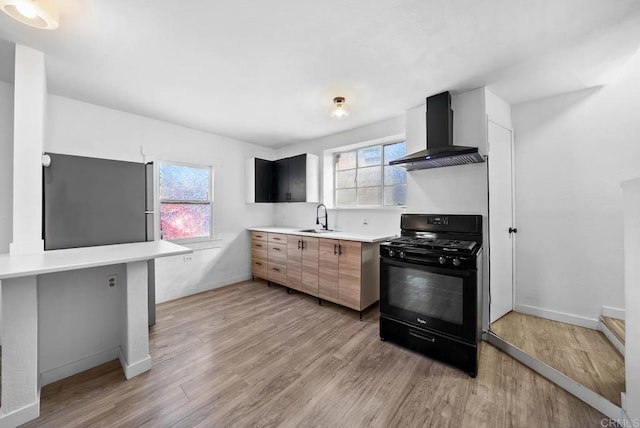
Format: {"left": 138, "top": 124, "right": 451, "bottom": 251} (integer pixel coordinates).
{"left": 380, "top": 257, "right": 478, "bottom": 343}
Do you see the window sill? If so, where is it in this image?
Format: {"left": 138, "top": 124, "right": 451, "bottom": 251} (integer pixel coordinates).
{"left": 164, "top": 237, "right": 222, "bottom": 250}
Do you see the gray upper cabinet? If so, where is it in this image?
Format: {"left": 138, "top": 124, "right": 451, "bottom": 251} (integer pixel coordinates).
{"left": 245, "top": 153, "right": 319, "bottom": 203}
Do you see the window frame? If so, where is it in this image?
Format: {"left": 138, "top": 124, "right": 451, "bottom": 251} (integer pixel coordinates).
{"left": 333, "top": 140, "right": 407, "bottom": 208}
{"left": 155, "top": 160, "right": 214, "bottom": 244}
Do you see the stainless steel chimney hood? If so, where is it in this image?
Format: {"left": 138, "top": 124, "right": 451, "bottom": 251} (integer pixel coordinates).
{"left": 390, "top": 92, "right": 485, "bottom": 171}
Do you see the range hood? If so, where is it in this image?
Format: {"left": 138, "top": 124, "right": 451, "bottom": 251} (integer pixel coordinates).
{"left": 390, "top": 91, "right": 485, "bottom": 170}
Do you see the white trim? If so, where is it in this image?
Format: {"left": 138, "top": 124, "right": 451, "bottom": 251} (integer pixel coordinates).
{"left": 486, "top": 332, "right": 622, "bottom": 420}
{"left": 39, "top": 347, "right": 120, "bottom": 387}
{"left": 118, "top": 348, "right": 152, "bottom": 379}
{"left": 0, "top": 402, "right": 40, "bottom": 427}
{"left": 514, "top": 304, "right": 600, "bottom": 330}
{"left": 600, "top": 319, "right": 625, "bottom": 356}
{"left": 601, "top": 306, "right": 625, "bottom": 320}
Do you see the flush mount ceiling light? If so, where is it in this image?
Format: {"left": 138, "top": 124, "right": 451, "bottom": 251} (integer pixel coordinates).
{"left": 330, "top": 96, "right": 350, "bottom": 119}
{"left": 0, "top": 0, "right": 59, "bottom": 30}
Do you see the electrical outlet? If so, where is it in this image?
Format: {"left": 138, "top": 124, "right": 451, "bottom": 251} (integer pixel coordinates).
{"left": 363, "top": 218, "right": 369, "bottom": 226}
{"left": 183, "top": 255, "right": 193, "bottom": 263}
{"left": 107, "top": 275, "right": 117, "bottom": 288}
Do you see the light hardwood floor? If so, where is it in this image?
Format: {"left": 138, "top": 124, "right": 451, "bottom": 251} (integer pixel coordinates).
{"left": 491, "top": 311, "right": 625, "bottom": 406}
{"left": 24, "top": 280, "right": 605, "bottom": 427}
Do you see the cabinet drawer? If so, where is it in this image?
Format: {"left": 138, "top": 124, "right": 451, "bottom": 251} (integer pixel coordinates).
{"left": 268, "top": 233, "right": 288, "bottom": 243}
{"left": 268, "top": 243, "right": 287, "bottom": 263}
{"left": 251, "top": 247, "right": 268, "bottom": 260}
{"left": 252, "top": 239, "right": 267, "bottom": 251}
{"left": 252, "top": 259, "right": 268, "bottom": 279}
{"left": 268, "top": 262, "right": 287, "bottom": 285}
{"left": 251, "top": 231, "right": 267, "bottom": 241}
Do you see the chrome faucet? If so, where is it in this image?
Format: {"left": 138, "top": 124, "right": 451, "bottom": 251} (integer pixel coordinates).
{"left": 316, "top": 203, "right": 328, "bottom": 230}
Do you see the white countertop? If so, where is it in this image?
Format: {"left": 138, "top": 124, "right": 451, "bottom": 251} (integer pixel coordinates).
{"left": 248, "top": 226, "right": 397, "bottom": 243}
{"left": 0, "top": 241, "right": 192, "bottom": 280}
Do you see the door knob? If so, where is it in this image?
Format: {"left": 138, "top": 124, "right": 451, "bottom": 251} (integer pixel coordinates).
{"left": 508, "top": 227, "right": 518, "bottom": 234}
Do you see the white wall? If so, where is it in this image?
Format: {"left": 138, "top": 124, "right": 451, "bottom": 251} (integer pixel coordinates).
{"left": 273, "top": 115, "right": 406, "bottom": 236}
{"left": 512, "top": 50, "right": 640, "bottom": 321}
{"left": 0, "top": 80, "right": 13, "bottom": 254}
{"left": 46, "top": 94, "right": 276, "bottom": 302}
{"left": 38, "top": 264, "right": 126, "bottom": 385}
{"left": 1, "top": 93, "right": 276, "bottom": 379}
{"left": 405, "top": 89, "right": 491, "bottom": 324}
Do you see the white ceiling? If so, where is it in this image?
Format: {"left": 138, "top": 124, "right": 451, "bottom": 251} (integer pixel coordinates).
{"left": 1, "top": 0, "right": 640, "bottom": 147}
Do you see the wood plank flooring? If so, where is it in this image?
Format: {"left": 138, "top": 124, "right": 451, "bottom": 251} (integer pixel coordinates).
{"left": 491, "top": 311, "right": 625, "bottom": 406}
{"left": 601, "top": 316, "right": 625, "bottom": 345}
{"left": 24, "top": 280, "right": 605, "bottom": 427}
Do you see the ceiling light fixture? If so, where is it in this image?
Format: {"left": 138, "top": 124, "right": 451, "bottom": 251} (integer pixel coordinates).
{"left": 0, "top": 0, "right": 59, "bottom": 30}
{"left": 330, "top": 96, "right": 350, "bottom": 119}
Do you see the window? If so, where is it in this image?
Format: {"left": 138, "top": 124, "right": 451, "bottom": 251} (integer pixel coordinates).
{"left": 334, "top": 141, "right": 407, "bottom": 207}
{"left": 158, "top": 163, "right": 212, "bottom": 241}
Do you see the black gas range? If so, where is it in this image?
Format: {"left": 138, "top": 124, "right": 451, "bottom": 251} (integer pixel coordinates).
{"left": 379, "top": 214, "right": 483, "bottom": 377}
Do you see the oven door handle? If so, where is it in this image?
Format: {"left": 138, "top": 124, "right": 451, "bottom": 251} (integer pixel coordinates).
{"left": 409, "top": 330, "right": 436, "bottom": 343}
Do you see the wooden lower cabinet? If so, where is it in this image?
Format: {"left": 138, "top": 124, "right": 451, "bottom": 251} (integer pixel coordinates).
{"left": 318, "top": 239, "right": 339, "bottom": 303}
{"left": 287, "top": 235, "right": 319, "bottom": 295}
{"left": 300, "top": 237, "right": 319, "bottom": 296}
{"left": 318, "top": 238, "right": 379, "bottom": 312}
{"left": 251, "top": 231, "right": 268, "bottom": 280}
{"left": 267, "top": 233, "right": 287, "bottom": 285}
{"left": 286, "top": 235, "right": 303, "bottom": 291}
{"left": 336, "top": 240, "right": 362, "bottom": 310}
{"left": 251, "top": 231, "right": 379, "bottom": 313}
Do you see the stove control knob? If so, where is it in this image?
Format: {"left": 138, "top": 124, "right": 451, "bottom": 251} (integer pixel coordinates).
{"left": 452, "top": 258, "right": 462, "bottom": 267}
{"left": 399, "top": 251, "right": 406, "bottom": 259}
{"left": 438, "top": 256, "right": 447, "bottom": 265}
{"left": 388, "top": 249, "right": 395, "bottom": 257}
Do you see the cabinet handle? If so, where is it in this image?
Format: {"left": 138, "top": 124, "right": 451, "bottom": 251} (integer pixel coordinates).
{"left": 273, "top": 237, "right": 281, "bottom": 241}
{"left": 256, "top": 262, "right": 262, "bottom": 266}
{"left": 301, "top": 240, "right": 305, "bottom": 250}
{"left": 298, "top": 240, "right": 301, "bottom": 250}
{"left": 334, "top": 244, "right": 338, "bottom": 255}
{"left": 256, "top": 244, "right": 262, "bottom": 248}
{"left": 338, "top": 244, "right": 342, "bottom": 255}
{"left": 273, "top": 267, "right": 280, "bottom": 272}
{"left": 273, "top": 247, "right": 281, "bottom": 251}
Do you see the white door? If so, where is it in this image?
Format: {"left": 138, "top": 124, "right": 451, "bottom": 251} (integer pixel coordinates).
{"left": 488, "top": 120, "right": 515, "bottom": 323}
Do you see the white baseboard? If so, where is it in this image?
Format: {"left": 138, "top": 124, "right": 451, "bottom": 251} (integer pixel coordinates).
{"left": 39, "top": 347, "right": 120, "bottom": 387}
{"left": 601, "top": 306, "right": 625, "bottom": 320}
{"left": 0, "top": 401, "right": 40, "bottom": 428}
{"left": 118, "top": 348, "right": 151, "bottom": 379}
{"left": 600, "top": 319, "right": 625, "bottom": 355}
{"left": 514, "top": 304, "right": 600, "bottom": 330}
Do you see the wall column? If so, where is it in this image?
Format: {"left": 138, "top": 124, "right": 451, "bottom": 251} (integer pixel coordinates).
{"left": 10, "top": 44, "right": 45, "bottom": 256}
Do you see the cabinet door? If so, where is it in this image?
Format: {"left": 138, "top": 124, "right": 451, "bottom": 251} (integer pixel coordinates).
{"left": 338, "top": 240, "right": 362, "bottom": 310}
{"left": 318, "top": 238, "right": 339, "bottom": 303}
{"left": 288, "top": 154, "right": 307, "bottom": 202}
{"left": 286, "top": 235, "right": 302, "bottom": 291}
{"left": 273, "top": 158, "right": 289, "bottom": 202}
{"left": 301, "top": 237, "right": 319, "bottom": 296}
{"left": 254, "top": 158, "right": 274, "bottom": 202}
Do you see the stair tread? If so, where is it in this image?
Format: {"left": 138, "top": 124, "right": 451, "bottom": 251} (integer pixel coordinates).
{"left": 601, "top": 316, "right": 625, "bottom": 345}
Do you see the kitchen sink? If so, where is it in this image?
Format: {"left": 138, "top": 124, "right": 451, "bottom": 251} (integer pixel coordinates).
{"left": 297, "top": 229, "right": 336, "bottom": 234}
